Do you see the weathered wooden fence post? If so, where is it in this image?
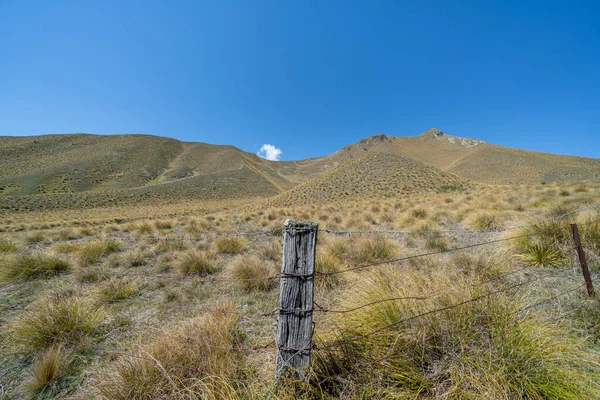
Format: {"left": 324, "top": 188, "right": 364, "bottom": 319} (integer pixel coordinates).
{"left": 571, "top": 223, "right": 595, "bottom": 297}
{"left": 275, "top": 219, "right": 318, "bottom": 383}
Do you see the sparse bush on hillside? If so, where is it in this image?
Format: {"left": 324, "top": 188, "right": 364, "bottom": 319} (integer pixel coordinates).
{"left": 466, "top": 212, "right": 504, "bottom": 230}
{"left": 315, "top": 251, "right": 346, "bottom": 291}
{"left": 0, "top": 243, "right": 20, "bottom": 253}
{"left": 78, "top": 241, "right": 121, "bottom": 266}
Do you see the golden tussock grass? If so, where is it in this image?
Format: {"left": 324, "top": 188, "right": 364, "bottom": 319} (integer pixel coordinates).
{"left": 213, "top": 236, "right": 247, "bottom": 254}
{"left": 308, "top": 255, "right": 600, "bottom": 398}
{"left": 98, "top": 277, "right": 141, "bottom": 302}
{"left": 0, "top": 252, "right": 70, "bottom": 282}
{"left": 176, "top": 250, "right": 219, "bottom": 276}
{"left": 227, "top": 255, "right": 277, "bottom": 291}
{"left": 8, "top": 295, "right": 106, "bottom": 349}
{"left": 26, "top": 344, "right": 69, "bottom": 393}
{"left": 94, "top": 301, "right": 245, "bottom": 400}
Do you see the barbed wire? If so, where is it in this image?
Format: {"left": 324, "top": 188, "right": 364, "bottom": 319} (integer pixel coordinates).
{"left": 318, "top": 203, "right": 600, "bottom": 236}
{"left": 0, "top": 228, "right": 282, "bottom": 246}
{"left": 316, "top": 271, "right": 571, "bottom": 350}
{"left": 518, "top": 283, "right": 586, "bottom": 313}
{"left": 2, "top": 202, "right": 599, "bottom": 247}
{"left": 317, "top": 232, "right": 537, "bottom": 276}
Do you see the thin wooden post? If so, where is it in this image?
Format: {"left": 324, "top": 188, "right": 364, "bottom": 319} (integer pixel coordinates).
{"left": 275, "top": 219, "right": 318, "bottom": 383}
{"left": 571, "top": 223, "right": 595, "bottom": 297}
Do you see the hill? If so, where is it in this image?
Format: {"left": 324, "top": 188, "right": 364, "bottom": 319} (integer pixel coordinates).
{"left": 327, "top": 129, "right": 600, "bottom": 185}
{"left": 267, "top": 152, "right": 472, "bottom": 206}
{"left": 2, "top": 130, "right": 600, "bottom": 211}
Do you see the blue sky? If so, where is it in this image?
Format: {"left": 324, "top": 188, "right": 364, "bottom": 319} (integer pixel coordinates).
{"left": 1, "top": 0, "right": 599, "bottom": 160}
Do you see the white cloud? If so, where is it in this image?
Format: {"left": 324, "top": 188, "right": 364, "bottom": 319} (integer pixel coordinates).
{"left": 257, "top": 144, "right": 282, "bottom": 161}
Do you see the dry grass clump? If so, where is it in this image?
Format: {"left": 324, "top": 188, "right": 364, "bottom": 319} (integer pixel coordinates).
{"left": 27, "top": 344, "right": 69, "bottom": 393}
{"left": 155, "top": 240, "right": 190, "bottom": 254}
{"left": 348, "top": 235, "right": 399, "bottom": 265}
{"left": 308, "top": 260, "right": 600, "bottom": 398}
{"left": 95, "top": 302, "right": 244, "bottom": 399}
{"left": 228, "top": 255, "right": 277, "bottom": 291}
{"left": 78, "top": 241, "right": 121, "bottom": 266}
{"left": 257, "top": 240, "right": 282, "bottom": 262}
{"left": 213, "top": 236, "right": 247, "bottom": 254}
{"left": 0, "top": 243, "right": 20, "bottom": 252}
{"left": 0, "top": 252, "right": 70, "bottom": 281}
{"left": 154, "top": 220, "right": 174, "bottom": 230}
{"left": 8, "top": 295, "right": 106, "bottom": 349}
{"left": 466, "top": 211, "right": 505, "bottom": 230}
{"left": 176, "top": 250, "right": 218, "bottom": 276}
{"left": 74, "top": 265, "right": 107, "bottom": 283}
{"left": 314, "top": 251, "right": 346, "bottom": 291}
{"left": 98, "top": 277, "right": 141, "bottom": 302}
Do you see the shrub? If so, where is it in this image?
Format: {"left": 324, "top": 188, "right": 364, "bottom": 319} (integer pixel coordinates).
{"left": 9, "top": 296, "right": 106, "bottom": 349}
{"left": 1, "top": 253, "right": 70, "bottom": 281}
{"left": 411, "top": 207, "right": 427, "bottom": 219}
{"left": 26, "top": 232, "right": 46, "bottom": 243}
{"left": 213, "top": 237, "right": 247, "bottom": 254}
{"left": 95, "top": 302, "right": 243, "bottom": 399}
{"left": 228, "top": 256, "right": 277, "bottom": 291}
{"left": 424, "top": 231, "right": 449, "bottom": 251}
{"left": 155, "top": 240, "right": 189, "bottom": 254}
{"left": 154, "top": 220, "right": 174, "bottom": 230}
{"left": 74, "top": 265, "right": 107, "bottom": 283}
{"left": 176, "top": 251, "right": 218, "bottom": 276}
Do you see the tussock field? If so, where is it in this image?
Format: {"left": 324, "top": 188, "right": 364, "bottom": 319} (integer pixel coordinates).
{"left": 1, "top": 182, "right": 600, "bottom": 399}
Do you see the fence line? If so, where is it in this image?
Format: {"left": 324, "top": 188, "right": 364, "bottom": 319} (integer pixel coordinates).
{"left": 318, "top": 203, "right": 600, "bottom": 236}
{"left": 315, "top": 271, "right": 581, "bottom": 351}
{"left": 317, "top": 232, "right": 537, "bottom": 276}
{"left": 518, "top": 283, "right": 587, "bottom": 313}
{"left": 1, "top": 203, "right": 599, "bottom": 247}
{"left": 1, "top": 211, "right": 597, "bottom": 391}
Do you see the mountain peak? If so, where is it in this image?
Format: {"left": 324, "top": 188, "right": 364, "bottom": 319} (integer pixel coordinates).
{"left": 420, "top": 128, "right": 445, "bottom": 138}
{"left": 419, "top": 128, "right": 485, "bottom": 147}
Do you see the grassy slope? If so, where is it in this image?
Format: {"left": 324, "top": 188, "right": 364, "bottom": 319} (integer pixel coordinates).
{"left": 3, "top": 130, "right": 600, "bottom": 212}
{"left": 267, "top": 152, "right": 472, "bottom": 207}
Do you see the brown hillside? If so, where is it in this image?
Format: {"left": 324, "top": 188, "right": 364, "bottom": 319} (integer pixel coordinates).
{"left": 267, "top": 152, "right": 473, "bottom": 207}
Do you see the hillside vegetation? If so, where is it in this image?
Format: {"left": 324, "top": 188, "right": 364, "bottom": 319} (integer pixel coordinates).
{"left": 2, "top": 129, "right": 600, "bottom": 212}
{"left": 1, "top": 182, "right": 600, "bottom": 399}
{"left": 268, "top": 152, "right": 472, "bottom": 206}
